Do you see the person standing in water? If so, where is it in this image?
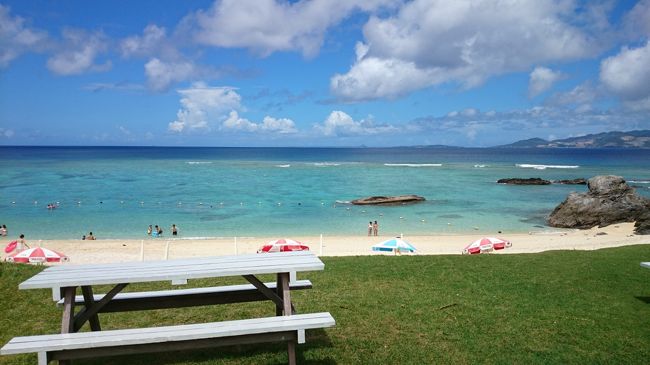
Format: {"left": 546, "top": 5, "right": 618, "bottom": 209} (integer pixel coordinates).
{"left": 368, "top": 222, "right": 373, "bottom": 236}
{"left": 171, "top": 224, "right": 178, "bottom": 236}
{"left": 373, "top": 221, "right": 379, "bottom": 236}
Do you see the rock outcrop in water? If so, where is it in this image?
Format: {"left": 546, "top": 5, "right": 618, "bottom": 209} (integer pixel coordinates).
{"left": 547, "top": 175, "right": 650, "bottom": 233}
{"left": 497, "top": 178, "right": 551, "bottom": 185}
{"left": 553, "top": 178, "right": 587, "bottom": 185}
{"left": 351, "top": 195, "right": 425, "bottom": 205}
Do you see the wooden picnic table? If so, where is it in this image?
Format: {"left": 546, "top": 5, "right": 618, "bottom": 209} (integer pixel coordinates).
{"left": 12, "top": 251, "right": 328, "bottom": 364}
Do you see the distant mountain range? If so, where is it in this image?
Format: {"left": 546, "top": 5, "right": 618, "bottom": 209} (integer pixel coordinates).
{"left": 498, "top": 130, "right": 650, "bottom": 148}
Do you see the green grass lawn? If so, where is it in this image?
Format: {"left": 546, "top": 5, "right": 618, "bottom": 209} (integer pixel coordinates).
{"left": 1, "top": 245, "right": 650, "bottom": 364}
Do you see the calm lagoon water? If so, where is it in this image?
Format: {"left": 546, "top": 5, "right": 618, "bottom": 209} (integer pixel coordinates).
{"left": 1, "top": 146, "right": 649, "bottom": 239}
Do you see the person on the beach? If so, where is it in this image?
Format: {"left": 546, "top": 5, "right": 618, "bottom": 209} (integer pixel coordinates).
{"left": 171, "top": 224, "right": 178, "bottom": 236}
{"left": 368, "top": 222, "right": 373, "bottom": 236}
{"left": 82, "top": 235, "right": 86, "bottom": 240}
{"left": 373, "top": 221, "right": 379, "bottom": 236}
{"left": 0, "top": 224, "right": 6, "bottom": 236}
{"left": 147, "top": 225, "right": 152, "bottom": 235}
{"left": 87, "top": 232, "right": 96, "bottom": 240}
{"left": 17, "top": 234, "right": 28, "bottom": 251}
{"left": 157, "top": 225, "right": 163, "bottom": 236}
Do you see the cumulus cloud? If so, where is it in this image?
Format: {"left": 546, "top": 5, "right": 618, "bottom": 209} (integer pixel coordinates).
{"left": 168, "top": 82, "right": 296, "bottom": 135}
{"left": 0, "top": 4, "right": 48, "bottom": 67}
{"left": 331, "top": 0, "right": 601, "bottom": 101}
{"left": 169, "top": 83, "right": 242, "bottom": 133}
{"left": 46, "top": 28, "right": 110, "bottom": 75}
{"left": 314, "top": 110, "right": 396, "bottom": 136}
{"left": 193, "top": 0, "right": 396, "bottom": 57}
{"left": 222, "top": 111, "right": 297, "bottom": 133}
{"left": 600, "top": 41, "right": 650, "bottom": 108}
{"left": 528, "top": 67, "right": 565, "bottom": 98}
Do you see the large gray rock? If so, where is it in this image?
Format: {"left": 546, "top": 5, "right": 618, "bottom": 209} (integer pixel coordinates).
{"left": 351, "top": 195, "right": 425, "bottom": 205}
{"left": 548, "top": 175, "right": 650, "bottom": 231}
{"left": 497, "top": 178, "right": 551, "bottom": 185}
{"left": 635, "top": 211, "right": 650, "bottom": 235}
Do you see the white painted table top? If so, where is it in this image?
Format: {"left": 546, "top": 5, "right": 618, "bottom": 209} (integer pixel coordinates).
{"left": 19, "top": 251, "right": 323, "bottom": 290}
{"left": 642, "top": 262, "right": 650, "bottom": 269}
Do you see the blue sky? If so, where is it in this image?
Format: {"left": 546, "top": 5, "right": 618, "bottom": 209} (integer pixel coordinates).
{"left": 0, "top": 0, "right": 649, "bottom": 147}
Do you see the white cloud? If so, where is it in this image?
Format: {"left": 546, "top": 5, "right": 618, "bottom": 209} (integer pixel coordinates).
{"left": 546, "top": 82, "right": 599, "bottom": 108}
{"left": 0, "top": 128, "right": 15, "bottom": 138}
{"left": 0, "top": 4, "right": 48, "bottom": 67}
{"left": 623, "top": 0, "right": 650, "bottom": 38}
{"left": 46, "top": 29, "right": 110, "bottom": 75}
{"left": 331, "top": 0, "right": 600, "bottom": 101}
{"left": 145, "top": 58, "right": 210, "bottom": 91}
{"left": 193, "top": 0, "right": 396, "bottom": 57}
{"left": 600, "top": 41, "right": 650, "bottom": 107}
{"left": 222, "top": 111, "right": 297, "bottom": 133}
{"left": 314, "top": 110, "right": 396, "bottom": 136}
{"left": 168, "top": 83, "right": 296, "bottom": 135}
{"left": 528, "top": 67, "right": 565, "bottom": 98}
{"left": 120, "top": 24, "right": 167, "bottom": 58}
{"left": 168, "top": 83, "right": 242, "bottom": 133}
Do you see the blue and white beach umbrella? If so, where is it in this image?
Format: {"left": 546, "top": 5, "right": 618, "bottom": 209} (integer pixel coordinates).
{"left": 372, "top": 238, "right": 417, "bottom": 253}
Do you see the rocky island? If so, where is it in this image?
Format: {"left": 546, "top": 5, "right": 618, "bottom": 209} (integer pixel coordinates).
{"left": 351, "top": 195, "right": 426, "bottom": 205}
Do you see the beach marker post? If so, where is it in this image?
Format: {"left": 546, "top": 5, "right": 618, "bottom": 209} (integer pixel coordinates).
{"left": 234, "top": 236, "right": 238, "bottom": 255}
{"left": 140, "top": 240, "right": 144, "bottom": 261}
{"left": 319, "top": 234, "right": 323, "bottom": 255}
{"left": 164, "top": 241, "right": 170, "bottom": 260}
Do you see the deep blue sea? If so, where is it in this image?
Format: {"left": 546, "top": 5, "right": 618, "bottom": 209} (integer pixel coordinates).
{"left": 1, "top": 146, "right": 649, "bottom": 239}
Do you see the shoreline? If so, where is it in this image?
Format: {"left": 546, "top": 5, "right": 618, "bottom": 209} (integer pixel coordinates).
{"left": 4, "top": 223, "right": 648, "bottom": 265}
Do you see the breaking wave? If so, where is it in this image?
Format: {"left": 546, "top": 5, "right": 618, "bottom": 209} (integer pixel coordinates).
{"left": 516, "top": 164, "right": 579, "bottom": 170}
{"left": 384, "top": 163, "right": 442, "bottom": 167}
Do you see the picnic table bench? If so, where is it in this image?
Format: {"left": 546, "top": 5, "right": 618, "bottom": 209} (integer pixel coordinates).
{"left": 642, "top": 262, "right": 650, "bottom": 269}
{"left": 1, "top": 251, "right": 334, "bottom": 364}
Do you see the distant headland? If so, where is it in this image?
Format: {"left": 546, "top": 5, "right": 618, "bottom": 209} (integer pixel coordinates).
{"left": 496, "top": 130, "right": 650, "bottom": 149}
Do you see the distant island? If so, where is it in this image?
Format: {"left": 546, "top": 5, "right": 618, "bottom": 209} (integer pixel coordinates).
{"left": 498, "top": 130, "right": 650, "bottom": 149}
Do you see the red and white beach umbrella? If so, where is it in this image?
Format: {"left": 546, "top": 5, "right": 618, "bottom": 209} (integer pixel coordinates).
{"left": 6, "top": 247, "right": 69, "bottom": 263}
{"left": 462, "top": 237, "right": 511, "bottom": 255}
{"left": 257, "top": 239, "right": 310, "bottom": 253}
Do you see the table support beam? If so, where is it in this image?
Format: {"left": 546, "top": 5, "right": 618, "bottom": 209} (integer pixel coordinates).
{"left": 73, "top": 283, "right": 128, "bottom": 332}
{"left": 242, "top": 275, "right": 283, "bottom": 307}
{"left": 80, "top": 286, "right": 101, "bottom": 331}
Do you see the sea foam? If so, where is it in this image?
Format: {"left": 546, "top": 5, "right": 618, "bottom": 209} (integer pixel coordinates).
{"left": 516, "top": 164, "right": 579, "bottom": 170}
{"left": 384, "top": 163, "right": 442, "bottom": 167}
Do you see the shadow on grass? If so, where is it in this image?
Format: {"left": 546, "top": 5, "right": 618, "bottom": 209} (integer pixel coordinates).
{"left": 76, "top": 331, "right": 335, "bottom": 365}
{"left": 634, "top": 296, "right": 650, "bottom": 304}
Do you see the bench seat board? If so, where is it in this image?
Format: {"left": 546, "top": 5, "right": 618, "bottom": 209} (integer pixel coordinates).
{"left": 1, "top": 312, "right": 335, "bottom": 355}
{"left": 56, "top": 280, "right": 313, "bottom": 312}
{"left": 642, "top": 262, "right": 650, "bottom": 269}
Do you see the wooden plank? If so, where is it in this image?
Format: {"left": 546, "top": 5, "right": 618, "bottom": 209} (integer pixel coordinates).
{"left": 279, "top": 272, "right": 296, "bottom": 365}
{"left": 57, "top": 280, "right": 312, "bottom": 306}
{"left": 75, "top": 281, "right": 311, "bottom": 313}
{"left": 20, "top": 252, "right": 324, "bottom": 290}
{"left": 49, "top": 332, "right": 297, "bottom": 361}
{"left": 1, "top": 313, "right": 335, "bottom": 354}
{"left": 60, "top": 287, "right": 76, "bottom": 334}
{"left": 80, "top": 286, "right": 101, "bottom": 331}
{"left": 243, "top": 275, "right": 284, "bottom": 307}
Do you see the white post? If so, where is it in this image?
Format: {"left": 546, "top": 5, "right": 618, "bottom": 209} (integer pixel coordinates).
{"left": 319, "top": 234, "right": 323, "bottom": 255}
{"left": 140, "top": 240, "right": 144, "bottom": 261}
{"left": 164, "top": 241, "right": 170, "bottom": 260}
{"left": 234, "top": 236, "right": 238, "bottom": 255}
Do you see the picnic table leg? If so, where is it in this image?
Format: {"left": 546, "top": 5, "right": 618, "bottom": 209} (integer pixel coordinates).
{"left": 279, "top": 272, "right": 296, "bottom": 365}
{"left": 275, "top": 274, "right": 284, "bottom": 316}
{"left": 80, "top": 286, "right": 101, "bottom": 331}
{"left": 61, "top": 286, "right": 76, "bottom": 334}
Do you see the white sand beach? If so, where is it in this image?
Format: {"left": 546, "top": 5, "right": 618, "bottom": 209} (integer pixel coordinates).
{"left": 5, "top": 223, "right": 648, "bottom": 265}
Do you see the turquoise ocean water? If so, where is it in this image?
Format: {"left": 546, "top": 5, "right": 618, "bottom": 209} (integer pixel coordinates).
{"left": 1, "top": 147, "right": 649, "bottom": 239}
